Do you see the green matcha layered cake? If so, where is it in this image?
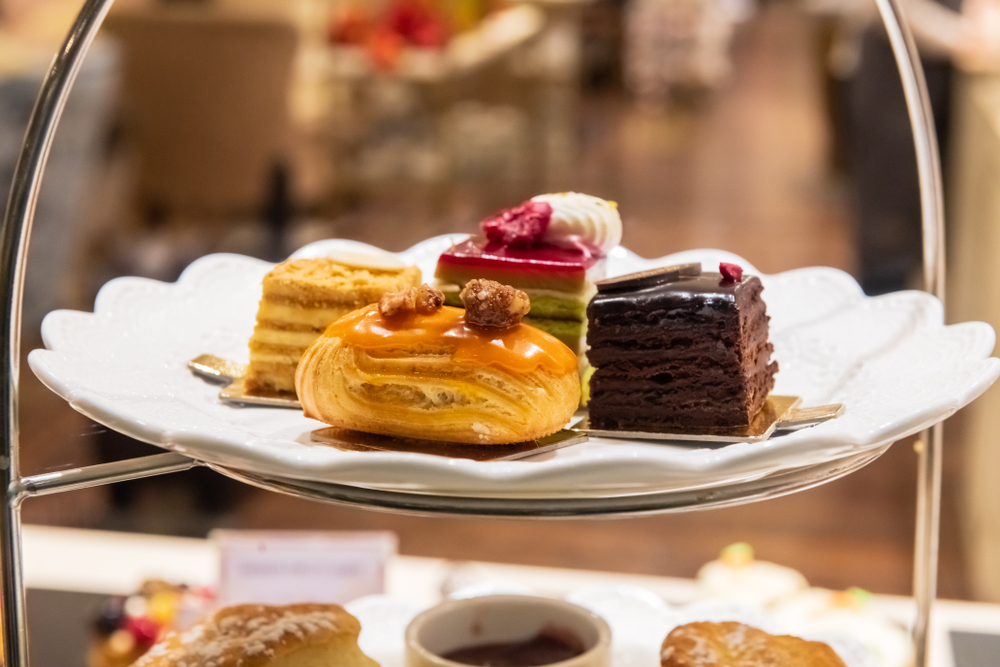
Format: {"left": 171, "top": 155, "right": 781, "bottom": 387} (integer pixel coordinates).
{"left": 434, "top": 192, "right": 622, "bottom": 354}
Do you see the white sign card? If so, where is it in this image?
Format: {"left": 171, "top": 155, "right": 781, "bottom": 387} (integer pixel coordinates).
{"left": 213, "top": 530, "right": 397, "bottom": 607}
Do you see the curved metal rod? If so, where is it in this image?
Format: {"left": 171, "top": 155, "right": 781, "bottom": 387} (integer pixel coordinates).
{"left": 0, "top": 0, "right": 117, "bottom": 664}
{"left": 15, "top": 452, "right": 199, "bottom": 499}
{"left": 873, "top": 3, "right": 946, "bottom": 301}
{"left": 870, "top": 1, "right": 947, "bottom": 665}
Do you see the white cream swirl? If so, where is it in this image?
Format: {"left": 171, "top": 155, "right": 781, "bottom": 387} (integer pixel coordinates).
{"left": 531, "top": 192, "right": 622, "bottom": 254}
{"left": 697, "top": 559, "right": 809, "bottom": 607}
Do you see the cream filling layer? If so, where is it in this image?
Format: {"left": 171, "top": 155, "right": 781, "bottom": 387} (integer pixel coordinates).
{"left": 250, "top": 327, "right": 324, "bottom": 350}
{"left": 256, "top": 302, "right": 355, "bottom": 330}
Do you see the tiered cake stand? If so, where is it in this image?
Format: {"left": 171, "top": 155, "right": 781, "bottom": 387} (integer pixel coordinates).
{"left": 0, "top": 0, "right": 953, "bottom": 665}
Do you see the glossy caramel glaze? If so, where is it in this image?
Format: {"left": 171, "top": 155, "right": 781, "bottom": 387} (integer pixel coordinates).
{"left": 322, "top": 305, "right": 578, "bottom": 375}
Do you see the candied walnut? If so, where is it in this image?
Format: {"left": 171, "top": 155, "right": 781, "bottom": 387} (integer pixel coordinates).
{"left": 460, "top": 279, "right": 531, "bottom": 329}
{"left": 379, "top": 284, "right": 444, "bottom": 317}
{"left": 415, "top": 283, "right": 444, "bottom": 314}
{"left": 378, "top": 287, "right": 415, "bottom": 316}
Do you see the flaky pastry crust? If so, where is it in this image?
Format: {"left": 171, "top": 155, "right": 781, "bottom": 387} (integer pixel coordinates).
{"left": 133, "top": 603, "right": 376, "bottom": 667}
{"left": 661, "top": 621, "right": 846, "bottom": 667}
{"left": 296, "top": 305, "right": 580, "bottom": 444}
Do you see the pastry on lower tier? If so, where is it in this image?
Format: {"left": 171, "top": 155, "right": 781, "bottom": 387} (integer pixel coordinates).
{"left": 132, "top": 603, "right": 377, "bottom": 667}
{"left": 586, "top": 262, "right": 778, "bottom": 431}
{"left": 697, "top": 543, "right": 808, "bottom": 607}
{"left": 245, "top": 257, "right": 420, "bottom": 396}
{"left": 661, "top": 621, "right": 846, "bottom": 667}
{"left": 88, "top": 580, "right": 215, "bottom": 667}
{"left": 435, "top": 192, "right": 622, "bottom": 353}
{"left": 296, "top": 281, "right": 580, "bottom": 444}
{"left": 770, "top": 588, "right": 912, "bottom": 667}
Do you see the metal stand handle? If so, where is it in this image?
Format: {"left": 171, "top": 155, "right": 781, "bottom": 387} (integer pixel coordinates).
{"left": 0, "top": 0, "right": 947, "bottom": 665}
{"left": 1, "top": 0, "right": 119, "bottom": 663}
{"left": 870, "top": 0, "right": 947, "bottom": 663}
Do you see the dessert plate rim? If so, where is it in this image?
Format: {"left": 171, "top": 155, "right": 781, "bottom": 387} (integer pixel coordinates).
{"left": 26, "top": 236, "right": 1000, "bottom": 498}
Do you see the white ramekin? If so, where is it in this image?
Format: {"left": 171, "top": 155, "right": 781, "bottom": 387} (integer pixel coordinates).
{"left": 405, "top": 594, "right": 612, "bottom": 667}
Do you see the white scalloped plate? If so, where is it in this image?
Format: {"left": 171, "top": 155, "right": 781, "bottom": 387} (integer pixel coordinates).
{"left": 27, "top": 237, "right": 1000, "bottom": 498}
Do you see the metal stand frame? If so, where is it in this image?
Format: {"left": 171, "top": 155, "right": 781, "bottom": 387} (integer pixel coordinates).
{"left": 0, "top": 0, "right": 947, "bottom": 665}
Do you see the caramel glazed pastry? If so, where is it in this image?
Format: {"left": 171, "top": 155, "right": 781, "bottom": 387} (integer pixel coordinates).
{"left": 296, "top": 280, "right": 581, "bottom": 444}
{"left": 245, "top": 257, "right": 421, "bottom": 396}
{"left": 132, "top": 603, "right": 377, "bottom": 667}
{"left": 661, "top": 622, "right": 847, "bottom": 667}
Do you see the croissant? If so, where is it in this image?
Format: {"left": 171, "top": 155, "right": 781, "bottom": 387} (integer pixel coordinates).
{"left": 295, "top": 305, "right": 580, "bottom": 444}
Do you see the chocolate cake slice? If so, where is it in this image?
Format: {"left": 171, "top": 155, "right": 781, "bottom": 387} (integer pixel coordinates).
{"left": 586, "top": 262, "right": 778, "bottom": 431}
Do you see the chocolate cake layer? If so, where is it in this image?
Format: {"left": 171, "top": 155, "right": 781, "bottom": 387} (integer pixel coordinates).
{"left": 586, "top": 271, "right": 778, "bottom": 431}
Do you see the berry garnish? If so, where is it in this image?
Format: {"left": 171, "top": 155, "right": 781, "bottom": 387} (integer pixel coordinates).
{"left": 125, "top": 616, "right": 161, "bottom": 648}
{"left": 481, "top": 201, "right": 552, "bottom": 248}
{"left": 719, "top": 262, "right": 743, "bottom": 282}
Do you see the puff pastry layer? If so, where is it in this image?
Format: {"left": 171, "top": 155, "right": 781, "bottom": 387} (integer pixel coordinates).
{"left": 661, "top": 621, "right": 846, "bottom": 667}
{"left": 133, "top": 603, "right": 377, "bottom": 667}
{"left": 296, "top": 306, "right": 580, "bottom": 444}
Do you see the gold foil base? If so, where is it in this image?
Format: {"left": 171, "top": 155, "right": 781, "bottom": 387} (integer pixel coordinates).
{"left": 188, "top": 354, "right": 247, "bottom": 385}
{"left": 570, "top": 396, "right": 844, "bottom": 444}
{"left": 779, "top": 402, "right": 847, "bottom": 430}
{"left": 311, "top": 427, "right": 588, "bottom": 461}
{"left": 218, "top": 378, "right": 301, "bottom": 409}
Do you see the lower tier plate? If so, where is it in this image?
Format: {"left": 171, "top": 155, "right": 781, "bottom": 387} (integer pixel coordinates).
{"left": 346, "top": 586, "right": 887, "bottom": 667}
{"left": 27, "top": 238, "right": 1000, "bottom": 500}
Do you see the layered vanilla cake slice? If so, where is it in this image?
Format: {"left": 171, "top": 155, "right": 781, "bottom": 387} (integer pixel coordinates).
{"left": 245, "top": 257, "right": 420, "bottom": 397}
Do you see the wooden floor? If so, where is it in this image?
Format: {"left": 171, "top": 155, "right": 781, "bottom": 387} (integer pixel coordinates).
{"left": 15, "top": 3, "right": 972, "bottom": 599}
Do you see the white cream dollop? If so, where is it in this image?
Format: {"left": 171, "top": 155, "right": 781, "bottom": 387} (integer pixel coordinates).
{"left": 770, "top": 589, "right": 912, "bottom": 667}
{"left": 531, "top": 192, "right": 622, "bottom": 254}
{"left": 697, "top": 558, "right": 809, "bottom": 607}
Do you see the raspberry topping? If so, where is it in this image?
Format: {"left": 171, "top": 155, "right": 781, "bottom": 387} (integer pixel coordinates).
{"left": 481, "top": 200, "right": 553, "bottom": 248}
{"left": 125, "top": 616, "right": 161, "bottom": 647}
{"left": 719, "top": 262, "right": 743, "bottom": 282}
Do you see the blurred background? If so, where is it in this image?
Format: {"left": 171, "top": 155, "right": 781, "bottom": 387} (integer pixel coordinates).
{"left": 4, "top": 0, "right": 1000, "bottom": 607}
